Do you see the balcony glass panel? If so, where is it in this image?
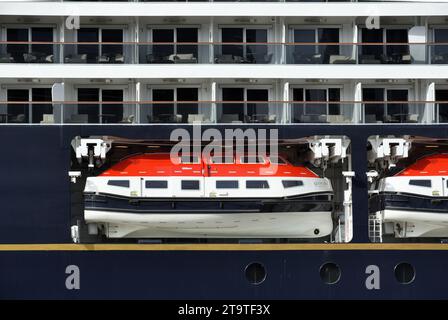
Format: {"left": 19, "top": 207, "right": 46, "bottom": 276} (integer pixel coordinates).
{"left": 292, "top": 88, "right": 348, "bottom": 123}
{"left": 77, "top": 88, "right": 100, "bottom": 123}
{"left": 31, "top": 88, "right": 53, "bottom": 123}
{"left": 6, "top": 28, "right": 28, "bottom": 63}
{"left": 77, "top": 28, "right": 100, "bottom": 63}
{"left": 317, "top": 28, "right": 340, "bottom": 64}
{"left": 31, "top": 28, "right": 54, "bottom": 62}
{"left": 359, "top": 28, "right": 412, "bottom": 64}
{"left": 6, "top": 89, "right": 29, "bottom": 123}
{"left": 0, "top": 100, "right": 433, "bottom": 125}
{"left": 436, "top": 90, "right": 448, "bottom": 123}
{"left": 101, "top": 29, "right": 124, "bottom": 63}
{"left": 432, "top": 29, "right": 448, "bottom": 64}
{"left": 145, "top": 88, "right": 201, "bottom": 123}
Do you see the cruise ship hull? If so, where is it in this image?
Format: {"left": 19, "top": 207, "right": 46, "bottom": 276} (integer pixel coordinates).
{"left": 1, "top": 125, "right": 448, "bottom": 299}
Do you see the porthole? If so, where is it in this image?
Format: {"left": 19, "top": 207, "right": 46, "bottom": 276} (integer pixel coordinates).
{"left": 319, "top": 262, "right": 341, "bottom": 284}
{"left": 245, "top": 262, "right": 266, "bottom": 285}
{"left": 394, "top": 262, "right": 415, "bottom": 284}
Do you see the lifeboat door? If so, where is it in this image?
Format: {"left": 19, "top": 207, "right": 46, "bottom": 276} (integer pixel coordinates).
{"left": 443, "top": 177, "right": 448, "bottom": 197}
{"left": 203, "top": 163, "right": 234, "bottom": 198}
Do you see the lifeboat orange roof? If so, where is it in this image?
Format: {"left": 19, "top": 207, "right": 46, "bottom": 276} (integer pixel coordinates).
{"left": 396, "top": 154, "right": 448, "bottom": 176}
{"left": 100, "top": 153, "right": 318, "bottom": 177}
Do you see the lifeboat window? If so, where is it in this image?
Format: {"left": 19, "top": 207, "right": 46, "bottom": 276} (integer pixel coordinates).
{"left": 211, "top": 156, "right": 234, "bottom": 164}
{"left": 409, "top": 180, "right": 432, "bottom": 188}
{"left": 107, "top": 180, "right": 130, "bottom": 188}
{"left": 282, "top": 180, "right": 304, "bottom": 188}
{"left": 216, "top": 180, "right": 239, "bottom": 189}
{"left": 246, "top": 180, "right": 270, "bottom": 189}
{"left": 145, "top": 181, "right": 168, "bottom": 189}
{"left": 181, "top": 180, "right": 200, "bottom": 190}
{"left": 240, "top": 156, "right": 265, "bottom": 164}
{"left": 180, "top": 155, "right": 200, "bottom": 164}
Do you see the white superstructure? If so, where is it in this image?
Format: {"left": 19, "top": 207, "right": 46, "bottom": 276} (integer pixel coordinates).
{"left": 0, "top": 0, "right": 447, "bottom": 125}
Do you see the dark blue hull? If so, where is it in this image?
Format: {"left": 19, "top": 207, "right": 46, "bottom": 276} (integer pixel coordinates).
{"left": 0, "top": 246, "right": 447, "bottom": 299}
{"left": 2, "top": 124, "right": 448, "bottom": 298}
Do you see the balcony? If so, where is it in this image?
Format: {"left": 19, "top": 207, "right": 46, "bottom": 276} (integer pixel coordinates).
{"left": 1, "top": 41, "right": 447, "bottom": 65}
{"left": 41, "top": 0, "right": 356, "bottom": 2}
{"left": 0, "top": 100, "right": 440, "bottom": 125}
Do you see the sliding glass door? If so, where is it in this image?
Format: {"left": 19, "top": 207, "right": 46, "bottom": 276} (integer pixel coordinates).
{"left": 151, "top": 88, "right": 198, "bottom": 123}
{"left": 151, "top": 28, "right": 198, "bottom": 62}
{"left": 432, "top": 29, "right": 448, "bottom": 64}
{"left": 291, "top": 28, "right": 339, "bottom": 64}
{"left": 363, "top": 88, "right": 409, "bottom": 122}
{"left": 77, "top": 28, "right": 123, "bottom": 63}
{"left": 77, "top": 28, "right": 100, "bottom": 63}
{"left": 6, "top": 28, "right": 28, "bottom": 62}
{"left": 6, "top": 88, "right": 52, "bottom": 123}
{"left": 221, "top": 88, "right": 269, "bottom": 122}
{"left": 78, "top": 88, "right": 124, "bottom": 123}
{"left": 436, "top": 89, "right": 448, "bottom": 122}
{"left": 292, "top": 88, "right": 340, "bottom": 122}
{"left": 360, "top": 28, "right": 409, "bottom": 64}
{"left": 6, "top": 27, "right": 55, "bottom": 63}
{"left": 220, "top": 28, "right": 269, "bottom": 63}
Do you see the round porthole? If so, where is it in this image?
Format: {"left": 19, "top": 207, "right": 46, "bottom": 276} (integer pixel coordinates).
{"left": 394, "top": 262, "right": 415, "bottom": 284}
{"left": 319, "top": 262, "right": 341, "bottom": 284}
{"left": 245, "top": 262, "right": 266, "bottom": 285}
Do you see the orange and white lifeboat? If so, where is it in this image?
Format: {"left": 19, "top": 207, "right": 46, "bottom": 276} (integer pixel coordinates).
{"left": 370, "top": 154, "right": 448, "bottom": 238}
{"left": 84, "top": 153, "right": 334, "bottom": 239}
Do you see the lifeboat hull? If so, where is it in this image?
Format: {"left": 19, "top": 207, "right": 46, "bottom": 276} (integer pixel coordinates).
{"left": 85, "top": 210, "right": 333, "bottom": 238}
{"left": 377, "top": 209, "right": 448, "bottom": 238}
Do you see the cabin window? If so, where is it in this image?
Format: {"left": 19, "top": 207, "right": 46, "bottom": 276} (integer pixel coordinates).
{"left": 409, "top": 180, "right": 431, "bottom": 188}
{"left": 180, "top": 155, "right": 200, "bottom": 164}
{"left": 145, "top": 181, "right": 168, "bottom": 189}
{"left": 241, "top": 156, "right": 265, "bottom": 164}
{"left": 107, "top": 180, "right": 130, "bottom": 188}
{"left": 246, "top": 180, "right": 269, "bottom": 189}
{"left": 181, "top": 180, "right": 200, "bottom": 190}
{"left": 211, "top": 156, "right": 234, "bottom": 164}
{"left": 282, "top": 180, "right": 304, "bottom": 188}
{"left": 216, "top": 180, "right": 239, "bottom": 189}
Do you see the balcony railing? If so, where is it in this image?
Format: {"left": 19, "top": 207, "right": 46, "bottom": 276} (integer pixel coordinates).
{"left": 0, "top": 100, "right": 443, "bottom": 125}
{"left": 1, "top": 41, "right": 448, "bottom": 65}
{"left": 38, "top": 0, "right": 356, "bottom": 2}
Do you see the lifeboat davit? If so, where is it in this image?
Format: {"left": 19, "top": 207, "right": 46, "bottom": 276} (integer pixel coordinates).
{"left": 370, "top": 154, "right": 448, "bottom": 238}
{"left": 84, "top": 153, "right": 334, "bottom": 238}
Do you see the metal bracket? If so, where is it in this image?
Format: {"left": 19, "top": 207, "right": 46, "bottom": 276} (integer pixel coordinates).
{"left": 71, "top": 136, "right": 112, "bottom": 168}
{"left": 68, "top": 171, "right": 81, "bottom": 183}
{"left": 307, "top": 136, "right": 350, "bottom": 167}
{"left": 368, "top": 136, "right": 411, "bottom": 169}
